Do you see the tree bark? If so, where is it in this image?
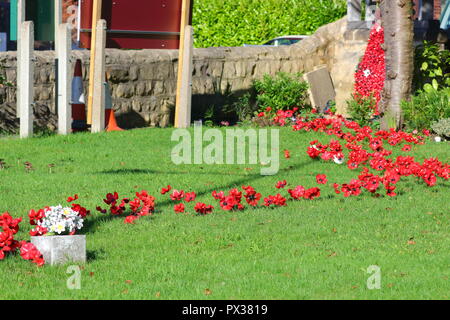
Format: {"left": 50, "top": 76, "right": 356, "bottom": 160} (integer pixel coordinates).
{"left": 379, "top": 0, "right": 414, "bottom": 130}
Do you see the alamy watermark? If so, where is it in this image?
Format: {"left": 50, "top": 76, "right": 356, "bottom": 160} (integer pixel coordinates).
{"left": 171, "top": 122, "right": 280, "bottom": 175}
{"left": 66, "top": 265, "right": 81, "bottom": 290}
{"left": 366, "top": 265, "right": 381, "bottom": 290}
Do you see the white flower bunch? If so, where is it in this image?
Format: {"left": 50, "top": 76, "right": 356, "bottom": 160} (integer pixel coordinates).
{"left": 38, "top": 205, "right": 84, "bottom": 235}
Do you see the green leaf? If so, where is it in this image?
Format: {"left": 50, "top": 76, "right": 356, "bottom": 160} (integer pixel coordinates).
{"left": 432, "top": 79, "right": 439, "bottom": 90}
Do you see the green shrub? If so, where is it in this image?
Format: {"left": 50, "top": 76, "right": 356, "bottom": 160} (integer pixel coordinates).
{"left": 346, "top": 93, "right": 376, "bottom": 127}
{"left": 254, "top": 72, "right": 309, "bottom": 113}
{"left": 402, "top": 88, "right": 450, "bottom": 131}
{"left": 221, "top": 72, "right": 310, "bottom": 123}
{"left": 192, "top": 0, "right": 347, "bottom": 48}
{"left": 431, "top": 118, "right": 450, "bottom": 138}
{"left": 413, "top": 41, "right": 450, "bottom": 92}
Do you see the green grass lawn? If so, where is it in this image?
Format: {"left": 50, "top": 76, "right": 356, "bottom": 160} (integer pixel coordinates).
{"left": 0, "top": 127, "right": 449, "bottom": 300}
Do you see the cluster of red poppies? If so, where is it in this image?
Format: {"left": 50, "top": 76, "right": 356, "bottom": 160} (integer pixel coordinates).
{"left": 0, "top": 212, "right": 44, "bottom": 266}
{"left": 297, "top": 114, "right": 449, "bottom": 197}
{"left": 160, "top": 185, "right": 202, "bottom": 214}
{"left": 97, "top": 190, "right": 156, "bottom": 224}
{"left": 354, "top": 23, "right": 385, "bottom": 115}
{"left": 19, "top": 242, "right": 45, "bottom": 266}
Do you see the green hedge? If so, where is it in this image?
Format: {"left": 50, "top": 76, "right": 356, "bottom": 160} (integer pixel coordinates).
{"left": 192, "top": 0, "right": 347, "bottom": 48}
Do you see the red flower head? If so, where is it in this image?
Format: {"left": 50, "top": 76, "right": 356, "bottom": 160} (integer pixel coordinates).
{"left": 174, "top": 203, "right": 185, "bottom": 213}
{"left": 104, "top": 192, "right": 119, "bottom": 205}
{"left": 316, "top": 174, "right": 327, "bottom": 185}
{"left": 124, "top": 215, "right": 139, "bottom": 224}
{"left": 275, "top": 180, "right": 287, "bottom": 189}
{"left": 184, "top": 192, "right": 196, "bottom": 203}
{"left": 401, "top": 145, "right": 412, "bottom": 152}
{"left": 67, "top": 194, "right": 78, "bottom": 203}
{"left": 212, "top": 190, "right": 225, "bottom": 201}
{"left": 284, "top": 150, "right": 291, "bottom": 159}
{"left": 288, "top": 185, "right": 305, "bottom": 200}
{"left": 170, "top": 189, "right": 185, "bottom": 201}
{"left": 161, "top": 185, "right": 172, "bottom": 195}
{"left": 194, "top": 203, "right": 214, "bottom": 215}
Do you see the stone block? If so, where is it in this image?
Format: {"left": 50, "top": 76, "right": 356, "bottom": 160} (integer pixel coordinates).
{"left": 31, "top": 235, "right": 86, "bottom": 265}
{"left": 303, "top": 66, "right": 336, "bottom": 112}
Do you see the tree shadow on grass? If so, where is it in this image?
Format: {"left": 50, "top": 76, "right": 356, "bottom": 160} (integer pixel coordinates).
{"left": 86, "top": 249, "right": 107, "bottom": 262}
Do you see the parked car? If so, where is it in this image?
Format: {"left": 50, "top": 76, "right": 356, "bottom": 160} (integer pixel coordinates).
{"left": 243, "top": 35, "right": 309, "bottom": 47}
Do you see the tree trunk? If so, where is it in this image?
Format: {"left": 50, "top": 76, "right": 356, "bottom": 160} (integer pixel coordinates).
{"left": 379, "top": 0, "right": 414, "bottom": 130}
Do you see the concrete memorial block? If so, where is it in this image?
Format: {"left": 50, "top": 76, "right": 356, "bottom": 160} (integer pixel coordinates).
{"left": 31, "top": 235, "right": 86, "bottom": 265}
{"left": 303, "top": 66, "right": 336, "bottom": 112}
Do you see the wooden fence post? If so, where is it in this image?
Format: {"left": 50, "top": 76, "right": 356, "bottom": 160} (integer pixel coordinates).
{"left": 16, "top": 0, "right": 25, "bottom": 118}
{"left": 19, "top": 21, "right": 34, "bottom": 138}
{"left": 91, "top": 19, "right": 106, "bottom": 133}
{"left": 174, "top": 0, "right": 192, "bottom": 128}
{"left": 57, "top": 23, "right": 72, "bottom": 135}
{"left": 176, "top": 25, "right": 193, "bottom": 128}
{"left": 87, "top": 0, "right": 103, "bottom": 125}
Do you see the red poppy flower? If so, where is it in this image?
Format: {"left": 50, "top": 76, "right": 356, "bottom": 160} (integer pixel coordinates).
{"left": 67, "top": 194, "right": 78, "bottom": 203}
{"left": 124, "top": 215, "right": 139, "bottom": 224}
{"left": 401, "top": 145, "right": 411, "bottom": 152}
{"left": 284, "top": 150, "right": 291, "bottom": 159}
{"left": 170, "top": 189, "right": 185, "bottom": 201}
{"left": 174, "top": 203, "right": 185, "bottom": 213}
{"left": 316, "top": 174, "right": 327, "bottom": 184}
{"left": 161, "top": 185, "right": 172, "bottom": 195}
{"left": 275, "top": 180, "right": 287, "bottom": 189}
{"left": 184, "top": 192, "right": 196, "bottom": 203}
{"left": 194, "top": 203, "right": 214, "bottom": 215}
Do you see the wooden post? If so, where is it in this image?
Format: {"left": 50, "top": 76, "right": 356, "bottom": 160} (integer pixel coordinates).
{"left": 57, "top": 23, "right": 72, "bottom": 135}
{"left": 87, "top": 0, "right": 103, "bottom": 125}
{"left": 174, "top": 0, "right": 191, "bottom": 128}
{"left": 91, "top": 19, "right": 106, "bottom": 133}
{"left": 19, "top": 21, "right": 34, "bottom": 138}
{"left": 54, "top": 0, "right": 62, "bottom": 52}
{"left": 176, "top": 26, "right": 193, "bottom": 128}
{"left": 16, "top": 0, "right": 25, "bottom": 118}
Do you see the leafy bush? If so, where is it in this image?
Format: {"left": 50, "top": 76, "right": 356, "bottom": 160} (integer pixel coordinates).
{"left": 401, "top": 88, "right": 450, "bottom": 131}
{"left": 192, "top": 0, "right": 347, "bottom": 48}
{"left": 413, "top": 41, "right": 450, "bottom": 92}
{"left": 346, "top": 93, "right": 376, "bottom": 126}
{"left": 431, "top": 118, "right": 450, "bottom": 138}
{"left": 254, "top": 72, "right": 309, "bottom": 113}
{"left": 221, "top": 72, "right": 309, "bottom": 123}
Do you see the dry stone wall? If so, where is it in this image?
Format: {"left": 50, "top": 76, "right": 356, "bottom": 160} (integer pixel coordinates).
{"left": 0, "top": 17, "right": 368, "bottom": 133}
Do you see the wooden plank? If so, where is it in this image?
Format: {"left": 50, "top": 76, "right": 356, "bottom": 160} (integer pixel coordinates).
{"left": 16, "top": 0, "right": 25, "bottom": 118}
{"left": 54, "top": 0, "right": 62, "bottom": 53}
{"left": 87, "top": 0, "right": 102, "bottom": 125}
{"left": 174, "top": 0, "right": 191, "bottom": 128}
{"left": 176, "top": 25, "right": 193, "bottom": 128}
{"left": 19, "top": 21, "right": 34, "bottom": 138}
{"left": 57, "top": 23, "right": 72, "bottom": 135}
{"left": 91, "top": 19, "right": 106, "bottom": 133}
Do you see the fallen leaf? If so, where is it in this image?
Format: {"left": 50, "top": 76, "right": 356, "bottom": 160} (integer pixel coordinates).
{"left": 425, "top": 212, "right": 433, "bottom": 215}
{"left": 122, "top": 289, "right": 129, "bottom": 294}
{"left": 327, "top": 251, "right": 337, "bottom": 257}
{"left": 89, "top": 272, "right": 94, "bottom": 277}
{"left": 387, "top": 283, "right": 394, "bottom": 288}
{"left": 332, "top": 228, "right": 337, "bottom": 233}
{"left": 204, "top": 288, "right": 212, "bottom": 296}
{"left": 155, "top": 292, "right": 161, "bottom": 298}
{"left": 351, "top": 285, "right": 359, "bottom": 289}
{"left": 125, "top": 280, "right": 132, "bottom": 284}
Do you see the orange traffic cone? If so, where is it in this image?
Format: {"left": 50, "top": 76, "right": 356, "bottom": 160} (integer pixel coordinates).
{"left": 71, "top": 59, "right": 87, "bottom": 132}
{"left": 104, "top": 80, "right": 123, "bottom": 132}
